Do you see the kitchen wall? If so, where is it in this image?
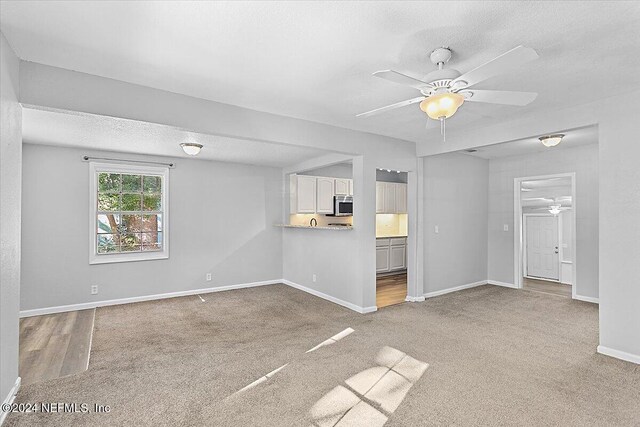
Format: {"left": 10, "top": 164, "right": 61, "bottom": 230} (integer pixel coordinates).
{"left": 423, "top": 153, "right": 489, "bottom": 294}
{"left": 20, "top": 144, "right": 284, "bottom": 311}
{"left": 376, "top": 214, "right": 408, "bottom": 238}
{"left": 488, "top": 143, "right": 599, "bottom": 299}
{"left": 0, "top": 32, "right": 22, "bottom": 408}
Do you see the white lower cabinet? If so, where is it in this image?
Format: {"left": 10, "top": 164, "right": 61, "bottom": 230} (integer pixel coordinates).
{"left": 376, "top": 237, "right": 407, "bottom": 273}
{"left": 376, "top": 247, "right": 390, "bottom": 272}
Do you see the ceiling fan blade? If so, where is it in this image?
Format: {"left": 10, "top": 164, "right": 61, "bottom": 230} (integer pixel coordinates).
{"left": 373, "top": 70, "right": 433, "bottom": 90}
{"left": 462, "top": 89, "right": 538, "bottom": 106}
{"left": 452, "top": 45, "right": 538, "bottom": 89}
{"left": 356, "top": 96, "right": 425, "bottom": 118}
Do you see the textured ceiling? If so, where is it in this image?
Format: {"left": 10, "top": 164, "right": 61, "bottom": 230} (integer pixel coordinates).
{"left": 21, "top": 107, "right": 332, "bottom": 168}
{"left": 461, "top": 126, "right": 597, "bottom": 160}
{"left": 2, "top": 2, "right": 640, "bottom": 144}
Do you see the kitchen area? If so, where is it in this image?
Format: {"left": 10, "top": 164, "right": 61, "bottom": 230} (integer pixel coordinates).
{"left": 280, "top": 163, "right": 408, "bottom": 309}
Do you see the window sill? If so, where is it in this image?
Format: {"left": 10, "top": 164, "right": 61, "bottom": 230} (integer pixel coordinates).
{"left": 89, "top": 251, "right": 169, "bottom": 265}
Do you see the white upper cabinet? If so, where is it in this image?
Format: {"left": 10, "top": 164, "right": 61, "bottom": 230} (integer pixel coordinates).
{"left": 384, "top": 182, "right": 396, "bottom": 214}
{"left": 316, "top": 177, "right": 335, "bottom": 214}
{"left": 375, "top": 182, "right": 408, "bottom": 214}
{"left": 375, "top": 182, "right": 386, "bottom": 213}
{"left": 334, "top": 178, "right": 350, "bottom": 195}
{"left": 292, "top": 175, "right": 317, "bottom": 213}
{"left": 395, "top": 183, "right": 407, "bottom": 214}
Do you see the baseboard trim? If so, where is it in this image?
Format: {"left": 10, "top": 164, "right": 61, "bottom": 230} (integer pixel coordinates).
{"left": 597, "top": 345, "right": 640, "bottom": 365}
{"left": 282, "top": 280, "right": 377, "bottom": 314}
{"left": 0, "top": 377, "right": 21, "bottom": 426}
{"left": 574, "top": 294, "right": 599, "bottom": 304}
{"left": 424, "top": 280, "right": 487, "bottom": 299}
{"left": 19, "top": 279, "right": 282, "bottom": 317}
{"left": 487, "top": 280, "right": 519, "bottom": 289}
{"left": 405, "top": 295, "right": 426, "bottom": 302}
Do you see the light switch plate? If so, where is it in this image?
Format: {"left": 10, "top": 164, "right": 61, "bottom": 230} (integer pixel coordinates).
{"left": 503, "top": 224, "right": 509, "bottom": 231}
{"left": 434, "top": 225, "right": 439, "bottom": 234}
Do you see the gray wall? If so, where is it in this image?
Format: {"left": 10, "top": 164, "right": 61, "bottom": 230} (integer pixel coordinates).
{"left": 21, "top": 144, "right": 284, "bottom": 311}
{"left": 1, "top": 33, "right": 21, "bottom": 402}
{"left": 487, "top": 143, "right": 599, "bottom": 299}
{"left": 299, "top": 163, "right": 352, "bottom": 179}
{"left": 599, "top": 91, "right": 640, "bottom": 359}
{"left": 423, "top": 153, "right": 489, "bottom": 294}
{"left": 376, "top": 169, "right": 407, "bottom": 183}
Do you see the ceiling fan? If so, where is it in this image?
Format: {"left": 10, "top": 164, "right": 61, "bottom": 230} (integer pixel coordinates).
{"left": 357, "top": 45, "right": 539, "bottom": 139}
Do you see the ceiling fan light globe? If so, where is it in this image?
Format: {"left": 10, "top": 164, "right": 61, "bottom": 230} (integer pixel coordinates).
{"left": 420, "top": 92, "right": 464, "bottom": 120}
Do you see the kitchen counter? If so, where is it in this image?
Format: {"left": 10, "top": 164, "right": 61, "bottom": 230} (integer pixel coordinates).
{"left": 275, "top": 224, "right": 353, "bottom": 230}
{"left": 376, "top": 234, "right": 407, "bottom": 238}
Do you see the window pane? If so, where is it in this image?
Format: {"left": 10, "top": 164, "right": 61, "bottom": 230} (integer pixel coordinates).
{"left": 143, "top": 194, "right": 161, "bottom": 211}
{"left": 120, "top": 233, "right": 142, "bottom": 252}
{"left": 142, "top": 214, "right": 161, "bottom": 231}
{"left": 143, "top": 176, "right": 162, "bottom": 194}
{"left": 97, "top": 234, "right": 119, "bottom": 253}
{"left": 122, "top": 194, "right": 142, "bottom": 211}
{"left": 142, "top": 232, "right": 162, "bottom": 251}
{"left": 97, "top": 214, "right": 120, "bottom": 234}
{"left": 121, "top": 214, "right": 143, "bottom": 232}
{"left": 98, "top": 193, "right": 121, "bottom": 211}
{"left": 122, "top": 174, "right": 142, "bottom": 192}
{"left": 98, "top": 173, "right": 121, "bottom": 193}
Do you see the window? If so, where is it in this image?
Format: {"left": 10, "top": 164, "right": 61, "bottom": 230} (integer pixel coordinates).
{"left": 89, "top": 162, "right": 169, "bottom": 264}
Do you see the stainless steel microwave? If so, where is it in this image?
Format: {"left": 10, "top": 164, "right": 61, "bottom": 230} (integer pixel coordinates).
{"left": 330, "top": 195, "right": 353, "bottom": 216}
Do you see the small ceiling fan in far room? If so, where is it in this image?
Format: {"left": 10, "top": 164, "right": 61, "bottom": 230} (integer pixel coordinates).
{"left": 357, "top": 45, "right": 540, "bottom": 140}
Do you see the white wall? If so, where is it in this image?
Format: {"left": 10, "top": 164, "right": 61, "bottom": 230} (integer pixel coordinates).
{"left": 423, "top": 153, "right": 489, "bottom": 294}
{"left": 20, "top": 144, "right": 284, "bottom": 311}
{"left": 0, "top": 32, "right": 22, "bottom": 404}
{"left": 487, "top": 143, "right": 599, "bottom": 299}
{"left": 299, "top": 163, "right": 352, "bottom": 179}
{"left": 598, "top": 91, "right": 640, "bottom": 362}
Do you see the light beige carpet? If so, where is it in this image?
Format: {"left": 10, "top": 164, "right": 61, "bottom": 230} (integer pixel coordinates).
{"left": 6, "top": 284, "right": 640, "bottom": 426}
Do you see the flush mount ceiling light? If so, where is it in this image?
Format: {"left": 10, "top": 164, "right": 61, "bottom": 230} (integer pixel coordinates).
{"left": 539, "top": 134, "right": 564, "bottom": 147}
{"left": 180, "top": 142, "right": 203, "bottom": 156}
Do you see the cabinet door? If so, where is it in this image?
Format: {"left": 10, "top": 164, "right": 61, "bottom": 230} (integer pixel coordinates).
{"left": 348, "top": 179, "right": 353, "bottom": 196}
{"left": 296, "top": 175, "right": 317, "bottom": 213}
{"left": 395, "top": 183, "right": 407, "bottom": 214}
{"left": 316, "top": 177, "right": 335, "bottom": 214}
{"left": 375, "top": 182, "right": 385, "bottom": 213}
{"left": 384, "top": 182, "right": 396, "bottom": 214}
{"left": 334, "top": 178, "right": 350, "bottom": 195}
{"left": 376, "top": 246, "right": 390, "bottom": 272}
{"left": 389, "top": 244, "right": 406, "bottom": 270}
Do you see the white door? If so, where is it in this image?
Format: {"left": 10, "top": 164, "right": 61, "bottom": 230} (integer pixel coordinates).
{"left": 296, "top": 175, "right": 316, "bottom": 213}
{"left": 389, "top": 245, "right": 406, "bottom": 270}
{"left": 375, "top": 182, "right": 385, "bottom": 213}
{"left": 376, "top": 247, "right": 390, "bottom": 272}
{"left": 316, "top": 177, "right": 335, "bottom": 214}
{"left": 334, "top": 178, "right": 350, "bottom": 195}
{"left": 384, "top": 182, "right": 396, "bottom": 214}
{"left": 526, "top": 216, "right": 559, "bottom": 280}
{"left": 395, "top": 183, "right": 407, "bottom": 214}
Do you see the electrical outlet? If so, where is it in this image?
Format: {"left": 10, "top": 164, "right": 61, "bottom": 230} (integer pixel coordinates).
{"left": 434, "top": 225, "right": 439, "bottom": 234}
{"left": 503, "top": 224, "right": 509, "bottom": 232}
{"left": 91, "top": 285, "right": 98, "bottom": 295}
{"left": 312, "top": 274, "right": 317, "bottom": 283}
{"left": 206, "top": 273, "right": 212, "bottom": 281}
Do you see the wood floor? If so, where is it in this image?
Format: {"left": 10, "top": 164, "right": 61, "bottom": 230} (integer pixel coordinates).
{"left": 19, "top": 309, "right": 95, "bottom": 385}
{"left": 376, "top": 272, "right": 407, "bottom": 308}
{"left": 523, "top": 277, "right": 572, "bottom": 298}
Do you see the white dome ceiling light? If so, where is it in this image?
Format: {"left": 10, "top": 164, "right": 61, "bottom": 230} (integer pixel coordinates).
{"left": 180, "top": 142, "right": 203, "bottom": 156}
{"left": 539, "top": 134, "right": 565, "bottom": 147}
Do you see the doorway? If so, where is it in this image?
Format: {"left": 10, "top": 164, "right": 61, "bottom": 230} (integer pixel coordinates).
{"left": 515, "top": 174, "right": 576, "bottom": 298}
{"left": 375, "top": 169, "right": 408, "bottom": 308}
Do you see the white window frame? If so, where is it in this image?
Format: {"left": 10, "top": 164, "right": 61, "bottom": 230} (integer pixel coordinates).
{"left": 89, "top": 162, "right": 170, "bottom": 264}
